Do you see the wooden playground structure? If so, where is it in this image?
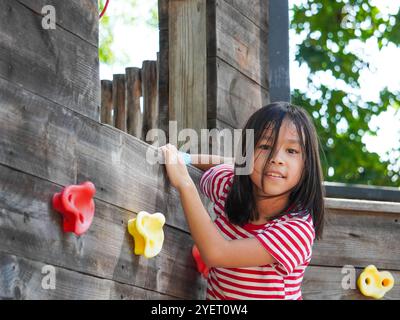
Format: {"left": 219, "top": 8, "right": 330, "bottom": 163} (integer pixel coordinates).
{"left": 0, "top": 0, "right": 399, "bottom": 299}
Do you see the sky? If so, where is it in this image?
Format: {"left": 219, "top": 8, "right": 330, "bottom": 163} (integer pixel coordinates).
{"left": 99, "top": 0, "right": 400, "bottom": 171}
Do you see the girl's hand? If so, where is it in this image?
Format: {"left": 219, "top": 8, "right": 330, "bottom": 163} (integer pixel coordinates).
{"left": 159, "top": 144, "right": 194, "bottom": 191}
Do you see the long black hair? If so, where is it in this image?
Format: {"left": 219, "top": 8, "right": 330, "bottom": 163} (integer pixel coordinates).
{"left": 225, "top": 102, "right": 326, "bottom": 239}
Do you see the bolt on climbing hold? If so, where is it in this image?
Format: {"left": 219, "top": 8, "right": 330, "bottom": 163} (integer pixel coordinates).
{"left": 357, "top": 265, "right": 394, "bottom": 299}
{"left": 192, "top": 244, "right": 209, "bottom": 279}
{"left": 128, "top": 211, "right": 166, "bottom": 258}
{"left": 52, "top": 181, "right": 96, "bottom": 236}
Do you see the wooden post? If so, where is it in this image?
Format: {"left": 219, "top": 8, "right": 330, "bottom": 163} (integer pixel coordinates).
{"left": 113, "top": 74, "right": 127, "bottom": 132}
{"left": 168, "top": 0, "right": 207, "bottom": 151}
{"left": 141, "top": 60, "right": 158, "bottom": 143}
{"left": 125, "top": 67, "right": 142, "bottom": 139}
{"left": 159, "top": 1, "right": 170, "bottom": 142}
{"left": 101, "top": 80, "right": 113, "bottom": 125}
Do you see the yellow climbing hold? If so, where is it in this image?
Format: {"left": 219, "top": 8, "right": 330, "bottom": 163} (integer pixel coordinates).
{"left": 128, "top": 211, "right": 166, "bottom": 258}
{"left": 357, "top": 265, "right": 394, "bottom": 299}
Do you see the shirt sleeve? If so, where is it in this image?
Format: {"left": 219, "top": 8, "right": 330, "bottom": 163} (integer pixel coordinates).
{"left": 255, "top": 217, "right": 315, "bottom": 276}
{"left": 199, "top": 164, "right": 234, "bottom": 204}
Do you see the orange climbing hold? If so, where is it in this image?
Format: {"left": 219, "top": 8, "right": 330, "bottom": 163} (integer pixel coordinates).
{"left": 53, "top": 181, "right": 96, "bottom": 236}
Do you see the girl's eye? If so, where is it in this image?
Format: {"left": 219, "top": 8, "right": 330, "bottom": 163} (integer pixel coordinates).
{"left": 288, "top": 149, "right": 299, "bottom": 154}
{"left": 259, "top": 145, "right": 271, "bottom": 150}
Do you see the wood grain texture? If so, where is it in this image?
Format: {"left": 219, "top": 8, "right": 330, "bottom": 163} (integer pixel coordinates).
{"left": 208, "top": 0, "right": 268, "bottom": 89}
{"left": 169, "top": 0, "right": 207, "bottom": 146}
{"left": 0, "top": 164, "right": 207, "bottom": 299}
{"left": 222, "top": 0, "right": 269, "bottom": 32}
{"left": 207, "top": 57, "right": 269, "bottom": 129}
{"left": 159, "top": 29, "right": 170, "bottom": 141}
{"left": 113, "top": 74, "right": 127, "bottom": 132}
{"left": 0, "top": 252, "right": 177, "bottom": 300}
{"left": 0, "top": 76, "right": 208, "bottom": 234}
{"left": 0, "top": 0, "right": 99, "bottom": 121}
{"left": 302, "top": 265, "right": 400, "bottom": 300}
{"left": 312, "top": 207, "right": 400, "bottom": 270}
{"left": 1, "top": 78, "right": 398, "bottom": 272}
{"left": 16, "top": 0, "right": 99, "bottom": 47}
{"left": 141, "top": 61, "right": 159, "bottom": 143}
{"left": 101, "top": 80, "right": 113, "bottom": 125}
{"left": 158, "top": 0, "right": 169, "bottom": 31}
{"left": 126, "top": 68, "right": 142, "bottom": 139}
{"left": 326, "top": 198, "right": 400, "bottom": 214}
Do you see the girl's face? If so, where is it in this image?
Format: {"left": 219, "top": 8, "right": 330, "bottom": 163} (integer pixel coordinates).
{"left": 251, "top": 118, "right": 304, "bottom": 198}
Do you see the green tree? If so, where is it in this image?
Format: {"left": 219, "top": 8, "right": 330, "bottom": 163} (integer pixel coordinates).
{"left": 290, "top": 0, "right": 400, "bottom": 187}
{"left": 98, "top": 0, "right": 158, "bottom": 65}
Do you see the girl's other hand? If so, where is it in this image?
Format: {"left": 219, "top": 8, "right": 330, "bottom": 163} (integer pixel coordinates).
{"left": 159, "top": 144, "right": 194, "bottom": 191}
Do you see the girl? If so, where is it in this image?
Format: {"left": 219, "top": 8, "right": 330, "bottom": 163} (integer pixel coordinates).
{"left": 160, "top": 102, "right": 325, "bottom": 300}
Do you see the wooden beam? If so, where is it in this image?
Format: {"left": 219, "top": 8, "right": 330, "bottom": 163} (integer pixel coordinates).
{"left": 168, "top": 0, "right": 207, "bottom": 148}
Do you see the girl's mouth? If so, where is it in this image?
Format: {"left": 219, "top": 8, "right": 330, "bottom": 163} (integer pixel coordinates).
{"left": 264, "top": 173, "right": 285, "bottom": 180}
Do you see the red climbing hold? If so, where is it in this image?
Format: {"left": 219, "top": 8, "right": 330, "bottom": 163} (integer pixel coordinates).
{"left": 53, "top": 181, "right": 96, "bottom": 236}
{"left": 192, "top": 245, "right": 209, "bottom": 279}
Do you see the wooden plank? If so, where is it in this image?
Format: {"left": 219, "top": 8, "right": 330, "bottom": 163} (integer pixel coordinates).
{"left": 0, "top": 252, "right": 178, "bottom": 300}
{"left": 326, "top": 198, "right": 400, "bottom": 214}
{"left": 222, "top": 0, "right": 268, "bottom": 32}
{"left": 101, "top": 80, "right": 113, "bottom": 125}
{"left": 159, "top": 30, "right": 170, "bottom": 141}
{"left": 142, "top": 61, "right": 159, "bottom": 143}
{"left": 302, "top": 265, "right": 400, "bottom": 300}
{"left": 0, "top": 76, "right": 206, "bottom": 233}
{"left": 16, "top": 0, "right": 99, "bottom": 47}
{"left": 312, "top": 206, "right": 400, "bottom": 270}
{"left": 209, "top": 0, "right": 268, "bottom": 89}
{"left": 158, "top": 0, "right": 169, "bottom": 31}
{"left": 0, "top": 0, "right": 99, "bottom": 121}
{"left": 0, "top": 164, "right": 207, "bottom": 299}
{"left": 169, "top": 0, "right": 207, "bottom": 148}
{"left": 113, "top": 74, "right": 127, "bottom": 132}
{"left": 207, "top": 57, "right": 269, "bottom": 129}
{"left": 126, "top": 68, "right": 142, "bottom": 139}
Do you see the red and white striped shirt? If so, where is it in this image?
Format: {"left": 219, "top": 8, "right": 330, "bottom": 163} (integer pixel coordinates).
{"left": 199, "top": 164, "right": 315, "bottom": 300}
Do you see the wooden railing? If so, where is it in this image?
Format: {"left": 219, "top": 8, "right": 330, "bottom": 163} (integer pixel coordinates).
{"left": 100, "top": 57, "right": 164, "bottom": 142}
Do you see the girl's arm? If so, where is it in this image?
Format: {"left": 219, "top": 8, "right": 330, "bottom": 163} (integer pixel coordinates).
{"left": 189, "top": 154, "right": 234, "bottom": 171}
{"left": 178, "top": 181, "right": 276, "bottom": 268}
{"left": 160, "top": 144, "right": 276, "bottom": 268}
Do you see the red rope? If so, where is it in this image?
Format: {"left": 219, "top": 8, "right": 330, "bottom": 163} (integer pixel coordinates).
{"left": 99, "top": 0, "right": 110, "bottom": 19}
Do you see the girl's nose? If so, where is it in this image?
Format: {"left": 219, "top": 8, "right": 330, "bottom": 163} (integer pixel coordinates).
{"left": 269, "top": 150, "right": 285, "bottom": 164}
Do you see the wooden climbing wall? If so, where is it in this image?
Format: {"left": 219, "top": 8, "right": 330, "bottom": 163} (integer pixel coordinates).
{"left": 0, "top": 0, "right": 399, "bottom": 300}
{"left": 0, "top": 0, "right": 208, "bottom": 299}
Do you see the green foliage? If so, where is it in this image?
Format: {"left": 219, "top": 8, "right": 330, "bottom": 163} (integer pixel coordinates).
{"left": 98, "top": 0, "right": 158, "bottom": 65}
{"left": 291, "top": 0, "right": 400, "bottom": 187}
